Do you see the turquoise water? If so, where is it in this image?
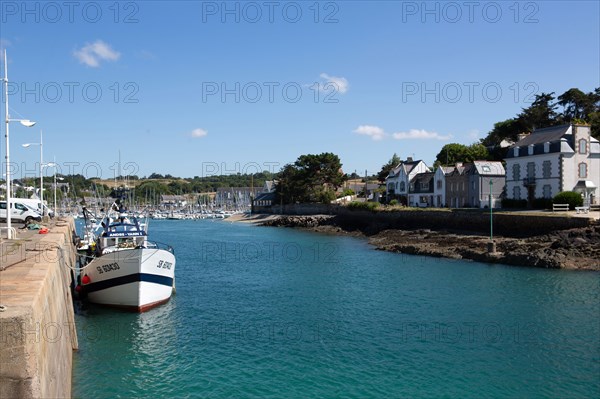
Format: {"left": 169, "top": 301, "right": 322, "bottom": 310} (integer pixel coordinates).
{"left": 72, "top": 220, "right": 600, "bottom": 398}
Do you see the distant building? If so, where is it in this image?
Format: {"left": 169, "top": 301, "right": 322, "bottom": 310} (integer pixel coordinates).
{"left": 216, "top": 187, "right": 261, "bottom": 208}
{"left": 160, "top": 195, "right": 187, "bottom": 207}
{"left": 346, "top": 181, "right": 381, "bottom": 200}
{"left": 445, "top": 161, "right": 506, "bottom": 208}
{"left": 252, "top": 181, "right": 278, "bottom": 210}
{"left": 504, "top": 124, "right": 599, "bottom": 206}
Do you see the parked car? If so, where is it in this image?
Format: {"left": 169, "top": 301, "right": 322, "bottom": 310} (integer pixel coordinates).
{"left": 13, "top": 198, "right": 54, "bottom": 218}
{"left": 0, "top": 201, "right": 43, "bottom": 224}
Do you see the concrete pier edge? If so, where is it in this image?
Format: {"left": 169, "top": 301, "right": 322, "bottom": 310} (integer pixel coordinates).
{"left": 1, "top": 217, "right": 78, "bottom": 399}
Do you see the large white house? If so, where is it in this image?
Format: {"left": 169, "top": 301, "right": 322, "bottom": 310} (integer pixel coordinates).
{"left": 504, "top": 124, "right": 600, "bottom": 205}
{"left": 385, "top": 158, "right": 430, "bottom": 205}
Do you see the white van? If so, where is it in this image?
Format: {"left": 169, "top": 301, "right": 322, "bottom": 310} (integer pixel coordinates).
{"left": 14, "top": 198, "right": 55, "bottom": 218}
{"left": 0, "top": 201, "right": 43, "bottom": 224}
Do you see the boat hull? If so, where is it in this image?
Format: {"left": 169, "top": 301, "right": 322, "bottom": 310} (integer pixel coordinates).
{"left": 82, "top": 248, "right": 175, "bottom": 312}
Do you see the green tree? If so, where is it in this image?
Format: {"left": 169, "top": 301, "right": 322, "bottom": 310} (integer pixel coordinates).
{"left": 377, "top": 153, "right": 401, "bottom": 182}
{"left": 481, "top": 87, "right": 600, "bottom": 159}
{"left": 557, "top": 88, "right": 598, "bottom": 121}
{"left": 276, "top": 153, "right": 346, "bottom": 204}
{"left": 518, "top": 92, "right": 558, "bottom": 131}
{"left": 435, "top": 143, "right": 489, "bottom": 166}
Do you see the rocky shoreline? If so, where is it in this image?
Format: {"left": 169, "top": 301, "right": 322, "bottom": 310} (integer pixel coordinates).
{"left": 261, "top": 215, "right": 600, "bottom": 270}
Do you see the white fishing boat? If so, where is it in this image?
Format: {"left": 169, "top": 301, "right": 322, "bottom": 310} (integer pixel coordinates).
{"left": 79, "top": 203, "right": 176, "bottom": 312}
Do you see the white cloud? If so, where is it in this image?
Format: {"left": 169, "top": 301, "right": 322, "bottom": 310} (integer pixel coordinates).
{"left": 353, "top": 125, "right": 386, "bottom": 141}
{"left": 190, "top": 128, "right": 208, "bottom": 138}
{"left": 392, "top": 129, "right": 452, "bottom": 141}
{"left": 319, "top": 73, "right": 349, "bottom": 94}
{"left": 73, "top": 40, "right": 120, "bottom": 67}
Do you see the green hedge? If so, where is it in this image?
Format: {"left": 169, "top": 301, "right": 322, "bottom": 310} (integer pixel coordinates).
{"left": 553, "top": 191, "right": 583, "bottom": 210}
{"left": 347, "top": 201, "right": 380, "bottom": 211}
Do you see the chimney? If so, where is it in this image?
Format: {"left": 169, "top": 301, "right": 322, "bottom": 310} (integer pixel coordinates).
{"left": 455, "top": 162, "right": 463, "bottom": 168}
{"left": 517, "top": 132, "right": 530, "bottom": 141}
{"left": 406, "top": 157, "right": 413, "bottom": 162}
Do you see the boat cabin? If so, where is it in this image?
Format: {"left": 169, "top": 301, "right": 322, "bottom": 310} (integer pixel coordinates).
{"left": 97, "top": 215, "right": 148, "bottom": 254}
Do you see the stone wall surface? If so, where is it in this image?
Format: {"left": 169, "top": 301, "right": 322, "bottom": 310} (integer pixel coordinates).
{"left": 263, "top": 204, "right": 591, "bottom": 237}
{"left": 0, "top": 219, "right": 78, "bottom": 399}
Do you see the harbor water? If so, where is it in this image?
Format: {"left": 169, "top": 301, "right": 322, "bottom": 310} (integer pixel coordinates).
{"left": 72, "top": 220, "right": 600, "bottom": 398}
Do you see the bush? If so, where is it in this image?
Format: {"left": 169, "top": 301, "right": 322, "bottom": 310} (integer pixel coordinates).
{"left": 553, "top": 191, "right": 583, "bottom": 210}
{"left": 532, "top": 198, "right": 553, "bottom": 210}
{"left": 389, "top": 199, "right": 399, "bottom": 206}
{"left": 317, "top": 190, "right": 337, "bottom": 204}
{"left": 501, "top": 198, "right": 528, "bottom": 209}
{"left": 347, "top": 201, "right": 380, "bottom": 211}
{"left": 339, "top": 188, "right": 355, "bottom": 198}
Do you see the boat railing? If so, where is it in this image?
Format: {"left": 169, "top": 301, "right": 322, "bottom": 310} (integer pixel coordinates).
{"left": 145, "top": 240, "right": 175, "bottom": 254}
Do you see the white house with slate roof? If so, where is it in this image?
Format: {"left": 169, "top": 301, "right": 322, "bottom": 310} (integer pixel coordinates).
{"left": 433, "top": 166, "right": 454, "bottom": 207}
{"left": 385, "top": 158, "right": 431, "bottom": 205}
{"left": 504, "top": 124, "right": 600, "bottom": 206}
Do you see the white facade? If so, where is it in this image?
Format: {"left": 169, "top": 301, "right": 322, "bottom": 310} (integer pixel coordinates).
{"left": 504, "top": 125, "right": 600, "bottom": 204}
{"left": 385, "top": 159, "right": 431, "bottom": 202}
{"left": 433, "top": 167, "right": 453, "bottom": 207}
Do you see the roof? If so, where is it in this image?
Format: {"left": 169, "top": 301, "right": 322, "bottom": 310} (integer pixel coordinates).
{"left": 511, "top": 124, "right": 571, "bottom": 147}
{"left": 402, "top": 160, "right": 424, "bottom": 174}
{"left": 450, "top": 163, "right": 474, "bottom": 176}
{"left": 437, "top": 166, "right": 455, "bottom": 175}
{"left": 411, "top": 171, "right": 434, "bottom": 183}
{"left": 263, "top": 180, "right": 278, "bottom": 192}
{"left": 161, "top": 195, "right": 186, "bottom": 201}
{"left": 574, "top": 180, "right": 597, "bottom": 190}
{"left": 254, "top": 192, "right": 276, "bottom": 201}
{"left": 473, "top": 161, "right": 505, "bottom": 176}
{"left": 387, "top": 159, "right": 425, "bottom": 179}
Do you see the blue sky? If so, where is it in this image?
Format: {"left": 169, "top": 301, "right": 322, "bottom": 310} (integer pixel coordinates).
{"left": 1, "top": 1, "right": 599, "bottom": 180}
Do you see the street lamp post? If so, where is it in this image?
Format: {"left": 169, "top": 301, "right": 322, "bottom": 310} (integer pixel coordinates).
{"left": 40, "top": 161, "right": 57, "bottom": 218}
{"left": 3, "top": 50, "right": 36, "bottom": 238}
{"left": 54, "top": 174, "right": 64, "bottom": 217}
{"left": 22, "top": 130, "right": 44, "bottom": 214}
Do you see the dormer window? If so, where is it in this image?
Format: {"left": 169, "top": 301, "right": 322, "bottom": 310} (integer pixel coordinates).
{"left": 579, "top": 139, "right": 587, "bottom": 154}
{"left": 528, "top": 144, "right": 534, "bottom": 155}
{"left": 544, "top": 142, "right": 550, "bottom": 153}
{"left": 513, "top": 147, "right": 519, "bottom": 157}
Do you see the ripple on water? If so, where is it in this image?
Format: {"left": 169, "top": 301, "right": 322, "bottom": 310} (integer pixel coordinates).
{"left": 73, "top": 220, "right": 600, "bottom": 398}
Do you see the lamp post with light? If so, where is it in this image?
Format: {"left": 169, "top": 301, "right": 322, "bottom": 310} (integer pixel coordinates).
{"left": 22, "top": 130, "right": 45, "bottom": 214}
{"left": 3, "top": 50, "right": 37, "bottom": 238}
